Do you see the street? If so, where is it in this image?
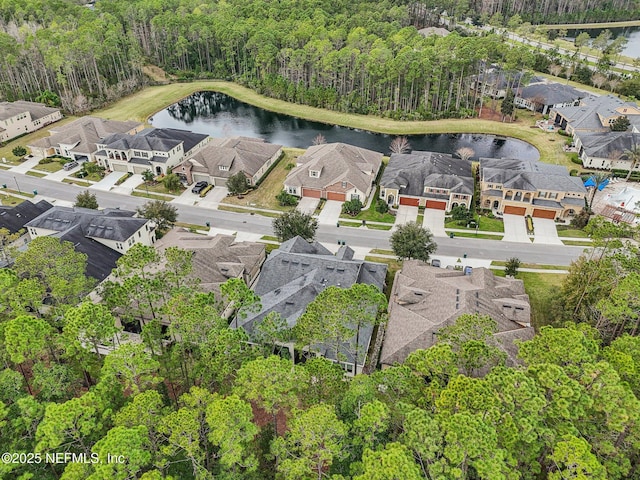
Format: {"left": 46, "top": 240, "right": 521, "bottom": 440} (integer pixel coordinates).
{"left": 0, "top": 170, "right": 587, "bottom": 265}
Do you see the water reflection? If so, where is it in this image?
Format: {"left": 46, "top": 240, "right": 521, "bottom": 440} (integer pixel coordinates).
{"left": 150, "top": 91, "right": 539, "bottom": 160}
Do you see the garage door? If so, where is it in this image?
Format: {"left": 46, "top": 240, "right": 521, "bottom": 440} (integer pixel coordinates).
{"left": 425, "top": 200, "right": 447, "bottom": 210}
{"left": 399, "top": 197, "right": 420, "bottom": 206}
{"left": 504, "top": 206, "right": 526, "bottom": 215}
{"left": 327, "top": 191, "right": 346, "bottom": 201}
{"left": 533, "top": 209, "right": 556, "bottom": 219}
{"left": 193, "top": 174, "right": 209, "bottom": 183}
{"left": 302, "top": 188, "right": 321, "bottom": 198}
{"left": 112, "top": 163, "right": 128, "bottom": 172}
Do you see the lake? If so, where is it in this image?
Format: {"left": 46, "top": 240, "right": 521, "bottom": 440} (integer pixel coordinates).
{"left": 565, "top": 26, "right": 640, "bottom": 58}
{"left": 150, "top": 91, "right": 539, "bottom": 160}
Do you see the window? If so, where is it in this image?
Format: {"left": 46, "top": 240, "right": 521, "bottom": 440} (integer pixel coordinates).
{"left": 549, "top": 192, "right": 558, "bottom": 199}
{"left": 287, "top": 186, "right": 297, "bottom": 194}
{"left": 219, "top": 165, "right": 228, "bottom": 171}
{"left": 309, "top": 170, "right": 320, "bottom": 178}
{"left": 341, "top": 181, "right": 347, "bottom": 188}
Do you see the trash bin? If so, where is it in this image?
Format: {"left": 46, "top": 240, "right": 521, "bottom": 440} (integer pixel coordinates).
{"left": 449, "top": 232, "right": 454, "bottom": 238}
{"left": 463, "top": 253, "right": 467, "bottom": 258}
{"left": 336, "top": 222, "right": 340, "bottom": 227}
{"left": 205, "top": 221, "right": 210, "bottom": 227}
{"left": 33, "top": 190, "right": 38, "bottom": 195}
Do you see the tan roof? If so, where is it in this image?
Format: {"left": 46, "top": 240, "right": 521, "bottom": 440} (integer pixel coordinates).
{"left": 380, "top": 261, "right": 532, "bottom": 367}
{"left": 0, "top": 100, "right": 60, "bottom": 121}
{"left": 155, "top": 229, "right": 265, "bottom": 292}
{"left": 285, "top": 143, "right": 382, "bottom": 194}
{"left": 28, "top": 116, "right": 141, "bottom": 155}
{"left": 180, "top": 137, "right": 282, "bottom": 179}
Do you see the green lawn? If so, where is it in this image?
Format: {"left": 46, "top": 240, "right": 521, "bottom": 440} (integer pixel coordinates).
{"left": 1, "top": 194, "right": 25, "bottom": 206}
{"left": 491, "top": 261, "right": 568, "bottom": 270}
{"left": 33, "top": 161, "right": 63, "bottom": 173}
{"left": 135, "top": 181, "right": 181, "bottom": 196}
{"left": 260, "top": 235, "right": 280, "bottom": 242}
{"left": 223, "top": 149, "right": 300, "bottom": 211}
{"left": 130, "top": 191, "right": 173, "bottom": 201}
{"left": 562, "top": 240, "right": 593, "bottom": 247}
{"left": 445, "top": 215, "right": 505, "bottom": 232}
{"left": 556, "top": 227, "right": 590, "bottom": 238}
{"left": 339, "top": 190, "right": 396, "bottom": 223}
{"left": 370, "top": 249, "right": 394, "bottom": 256}
{"left": 26, "top": 171, "right": 47, "bottom": 178}
{"left": 62, "top": 178, "right": 91, "bottom": 187}
{"left": 218, "top": 205, "right": 281, "bottom": 218}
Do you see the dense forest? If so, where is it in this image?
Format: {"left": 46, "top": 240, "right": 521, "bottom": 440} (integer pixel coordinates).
{"left": 1, "top": 219, "right": 640, "bottom": 479}
{"left": 0, "top": 0, "right": 636, "bottom": 119}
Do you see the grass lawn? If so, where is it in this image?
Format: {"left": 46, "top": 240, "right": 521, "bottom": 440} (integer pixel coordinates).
{"left": 260, "top": 235, "right": 280, "bottom": 242}
{"left": 492, "top": 270, "right": 566, "bottom": 329}
{"left": 562, "top": 240, "right": 593, "bottom": 246}
{"left": 90, "top": 81, "right": 576, "bottom": 167}
{"left": 445, "top": 215, "right": 505, "bottom": 232}
{"left": 366, "top": 223, "right": 393, "bottom": 231}
{"left": 130, "top": 191, "right": 173, "bottom": 201}
{"left": 33, "top": 161, "right": 63, "bottom": 173}
{"left": 1, "top": 188, "right": 34, "bottom": 198}
{"left": 446, "top": 231, "right": 504, "bottom": 240}
{"left": 62, "top": 178, "right": 91, "bottom": 187}
{"left": 135, "top": 181, "right": 181, "bottom": 196}
{"left": 1, "top": 194, "right": 25, "bottom": 206}
{"left": 174, "top": 222, "right": 210, "bottom": 232}
{"left": 217, "top": 205, "right": 281, "bottom": 218}
{"left": 339, "top": 189, "right": 396, "bottom": 223}
{"left": 26, "top": 171, "right": 47, "bottom": 178}
{"left": 370, "top": 249, "right": 394, "bottom": 256}
{"left": 491, "top": 260, "right": 568, "bottom": 270}
{"left": 556, "top": 227, "right": 590, "bottom": 238}
{"left": 223, "top": 149, "right": 302, "bottom": 211}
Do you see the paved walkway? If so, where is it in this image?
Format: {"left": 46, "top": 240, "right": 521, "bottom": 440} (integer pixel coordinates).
{"left": 111, "top": 174, "right": 142, "bottom": 195}
{"left": 8, "top": 156, "right": 42, "bottom": 174}
{"left": 297, "top": 197, "right": 320, "bottom": 215}
{"left": 317, "top": 200, "right": 343, "bottom": 225}
{"left": 90, "top": 171, "right": 128, "bottom": 192}
{"left": 423, "top": 208, "right": 447, "bottom": 237}
{"left": 393, "top": 205, "right": 418, "bottom": 228}
{"left": 532, "top": 218, "right": 563, "bottom": 245}
{"left": 502, "top": 214, "right": 531, "bottom": 243}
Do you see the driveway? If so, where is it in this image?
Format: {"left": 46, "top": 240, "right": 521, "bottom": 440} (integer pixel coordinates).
{"left": 197, "top": 186, "right": 229, "bottom": 209}
{"left": 532, "top": 218, "right": 563, "bottom": 245}
{"left": 44, "top": 164, "right": 82, "bottom": 182}
{"left": 90, "top": 171, "right": 128, "bottom": 192}
{"left": 8, "top": 155, "right": 42, "bottom": 174}
{"left": 171, "top": 187, "right": 200, "bottom": 206}
{"left": 423, "top": 208, "right": 447, "bottom": 237}
{"left": 502, "top": 214, "right": 531, "bottom": 243}
{"left": 393, "top": 205, "right": 418, "bottom": 228}
{"left": 297, "top": 197, "right": 320, "bottom": 215}
{"left": 111, "top": 174, "right": 143, "bottom": 195}
{"left": 317, "top": 200, "right": 343, "bottom": 225}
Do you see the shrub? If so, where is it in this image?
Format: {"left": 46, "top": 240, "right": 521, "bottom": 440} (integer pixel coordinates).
{"left": 375, "top": 199, "right": 389, "bottom": 214}
{"left": 276, "top": 190, "right": 298, "bottom": 206}
{"left": 505, "top": 257, "right": 520, "bottom": 277}
{"left": 570, "top": 169, "right": 578, "bottom": 176}
{"left": 342, "top": 198, "right": 363, "bottom": 216}
{"left": 285, "top": 162, "right": 296, "bottom": 170}
{"left": 570, "top": 210, "right": 591, "bottom": 229}
{"left": 12, "top": 146, "right": 27, "bottom": 157}
{"left": 569, "top": 154, "right": 582, "bottom": 165}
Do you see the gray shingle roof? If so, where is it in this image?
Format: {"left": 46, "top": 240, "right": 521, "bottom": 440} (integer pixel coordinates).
{"left": 480, "top": 158, "right": 586, "bottom": 194}
{"left": 180, "top": 137, "right": 282, "bottom": 179}
{"left": 517, "top": 82, "right": 583, "bottom": 106}
{"left": 285, "top": 143, "right": 382, "bottom": 195}
{"left": 380, "top": 261, "right": 533, "bottom": 367}
{"left": 0, "top": 101, "right": 60, "bottom": 121}
{"left": 100, "top": 128, "right": 208, "bottom": 155}
{"left": 381, "top": 151, "right": 473, "bottom": 197}
{"left": 25, "top": 206, "right": 148, "bottom": 242}
{"left": 0, "top": 200, "right": 53, "bottom": 234}
{"left": 576, "top": 131, "right": 640, "bottom": 159}
{"left": 553, "top": 95, "right": 640, "bottom": 131}
{"left": 237, "top": 236, "right": 387, "bottom": 366}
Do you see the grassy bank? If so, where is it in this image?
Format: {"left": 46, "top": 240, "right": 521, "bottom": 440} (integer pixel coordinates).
{"left": 537, "top": 20, "right": 640, "bottom": 29}
{"left": 91, "top": 81, "right": 574, "bottom": 166}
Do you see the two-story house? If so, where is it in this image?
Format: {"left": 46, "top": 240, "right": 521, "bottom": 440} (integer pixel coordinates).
{"left": 284, "top": 143, "right": 382, "bottom": 202}
{"left": 574, "top": 131, "right": 640, "bottom": 173}
{"left": 480, "top": 158, "right": 586, "bottom": 219}
{"left": 514, "top": 82, "right": 583, "bottom": 115}
{"left": 380, "top": 151, "right": 474, "bottom": 210}
{"left": 551, "top": 95, "right": 640, "bottom": 136}
{"left": 0, "top": 101, "right": 62, "bottom": 143}
{"left": 94, "top": 128, "right": 210, "bottom": 175}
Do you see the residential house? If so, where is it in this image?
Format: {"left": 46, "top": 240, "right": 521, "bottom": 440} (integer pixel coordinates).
{"left": 480, "top": 158, "right": 586, "bottom": 219}
{"left": 600, "top": 186, "right": 640, "bottom": 225}
{"left": 94, "top": 128, "right": 210, "bottom": 175}
{"left": 25, "top": 206, "right": 155, "bottom": 280}
{"left": 284, "top": 143, "right": 382, "bottom": 202}
{"left": 155, "top": 228, "right": 266, "bottom": 293}
{"left": 574, "top": 131, "right": 640, "bottom": 173}
{"left": 0, "top": 199, "right": 53, "bottom": 235}
{"left": 380, "top": 151, "right": 473, "bottom": 210}
{"left": 515, "top": 82, "right": 583, "bottom": 115}
{"left": 551, "top": 95, "right": 640, "bottom": 136}
{"left": 0, "top": 101, "right": 62, "bottom": 143}
{"left": 380, "top": 261, "right": 534, "bottom": 368}
{"left": 173, "top": 137, "right": 282, "bottom": 186}
{"left": 470, "top": 67, "right": 529, "bottom": 99}
{"left": 28, "top": 117, "right": 143, "bottom": 162}
{"left": 236, "top": 236, "right": 387, "bottom": 375}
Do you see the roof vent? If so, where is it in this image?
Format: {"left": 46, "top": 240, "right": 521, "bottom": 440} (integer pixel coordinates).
{"left": 274, "top": 288, "right": 281, "bottom": 295}
{"left": 285, "top": 300, "right": 295, "bottom": 305}
{"left": 337, "top": 267, "right": 345, "bottom": 272}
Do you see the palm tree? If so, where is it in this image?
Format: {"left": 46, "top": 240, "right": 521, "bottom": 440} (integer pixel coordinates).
{"left": 587, "top": 172, "right": 610, "bottom": 210}
{"left": 623, "top": 143, "right": 640, "bottom": 181}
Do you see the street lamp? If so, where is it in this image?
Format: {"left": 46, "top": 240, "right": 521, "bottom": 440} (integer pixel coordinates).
{"left": 13, "top": 176, "right": 21, "bottom": 194}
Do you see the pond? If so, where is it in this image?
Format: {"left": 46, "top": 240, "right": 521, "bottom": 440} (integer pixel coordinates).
{"left": 150, "top": 91, "right": 540, "bottom": 160}
{"left": 565, "top": 26, "right": 640, "bottom": 59}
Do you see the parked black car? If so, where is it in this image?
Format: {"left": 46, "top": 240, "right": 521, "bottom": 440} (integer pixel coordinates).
{"left": 191, "top": 181, "right": 208, "bottom": 194}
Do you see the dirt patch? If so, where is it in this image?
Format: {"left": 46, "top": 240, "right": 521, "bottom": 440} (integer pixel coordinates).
{"left": 251, "top": 402, "right": 289, "bottom": 436}
{"left": 477, "top": 107, "right": 503, "bottom": 122}
{"left": 143, "top": 65, "right": 175, "bottom": 83}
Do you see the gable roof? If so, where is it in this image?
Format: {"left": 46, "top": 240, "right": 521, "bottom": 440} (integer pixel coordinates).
{"left": 576, "top": 131, "right": 640, "bottom": 159}
{"left": 381, "top": 151, "right": 473, "bottom": 196}
{"left": 380, "top": 261, "right": 533, "bottom": 367}
{"left": 28, "top": 117, "right": 142, "bottom": 154}
{"left": 237, "top": 236, "right": 387, "bottom": 365}
{"left": 25, "top": 206, "right": 148, "bottom": 242}
{"left": 480, "top": 158, "right": 586, "bottom": 194}
{"left": 180, "top": 137, "right": 282, "bottom": 179}
{"left": 517, "top": 82, "right": 583, "bottom": 105}
{"left": 0, "top": 101, "right": 60, "bottom": 122}
{"left": 100, "top": 128, "right": 208, "bottom": 155}
{"left": 0, "top": 200, "right": 53, "bottom": 234}
{"left": 284, "top": 143, "right": 383, "bottom": 194}
{"left": 155, "top": 228, "right": 265, "bottom": 293}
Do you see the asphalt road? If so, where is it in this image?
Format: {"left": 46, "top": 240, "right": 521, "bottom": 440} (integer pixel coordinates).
{"left": 0, "top": 171, "right": 587, "bottom": 265}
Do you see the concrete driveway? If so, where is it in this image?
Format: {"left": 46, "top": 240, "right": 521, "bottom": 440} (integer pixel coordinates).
{"left": 44, "top": 164, "right": 82, "bottom": 182}
{"left": 297, "top": 197, "right": 320, "bottom": 215}
{"left": 317, "top": 200, "right": 343, "bottom": 225}
{"left": 197, "top": 186, "right": 229, "bottom": 209}
{"left": 423, "top": 208, "right": 447, "bottom": 237}
{"left": 8, "top": 155, "right": 42, "bottom": 174}
{"left": 171, "top": 187, "right": 200, "bottom": 206}
{"left": 502, "top": 214, "right": 531, "bottom": 243}
{"left": 90, "top": 171, "right": 128, "bottom": 192}
{"left": 532, "top": 218, "right": 563, "bottom": 245}
{"left": 393, "top": 205, "right": 418, "bottom": 228}
{"left": 111, "top": 174, "right": 143, "bottom": 195}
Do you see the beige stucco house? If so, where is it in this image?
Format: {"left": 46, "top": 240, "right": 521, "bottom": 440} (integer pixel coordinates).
{"left": 0, "top": 101, "right": 62, "bottom": 143}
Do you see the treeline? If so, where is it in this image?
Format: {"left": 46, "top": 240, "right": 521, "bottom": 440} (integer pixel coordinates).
{"left": 1, "top": 235, "right": 639, "bottom": 479}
